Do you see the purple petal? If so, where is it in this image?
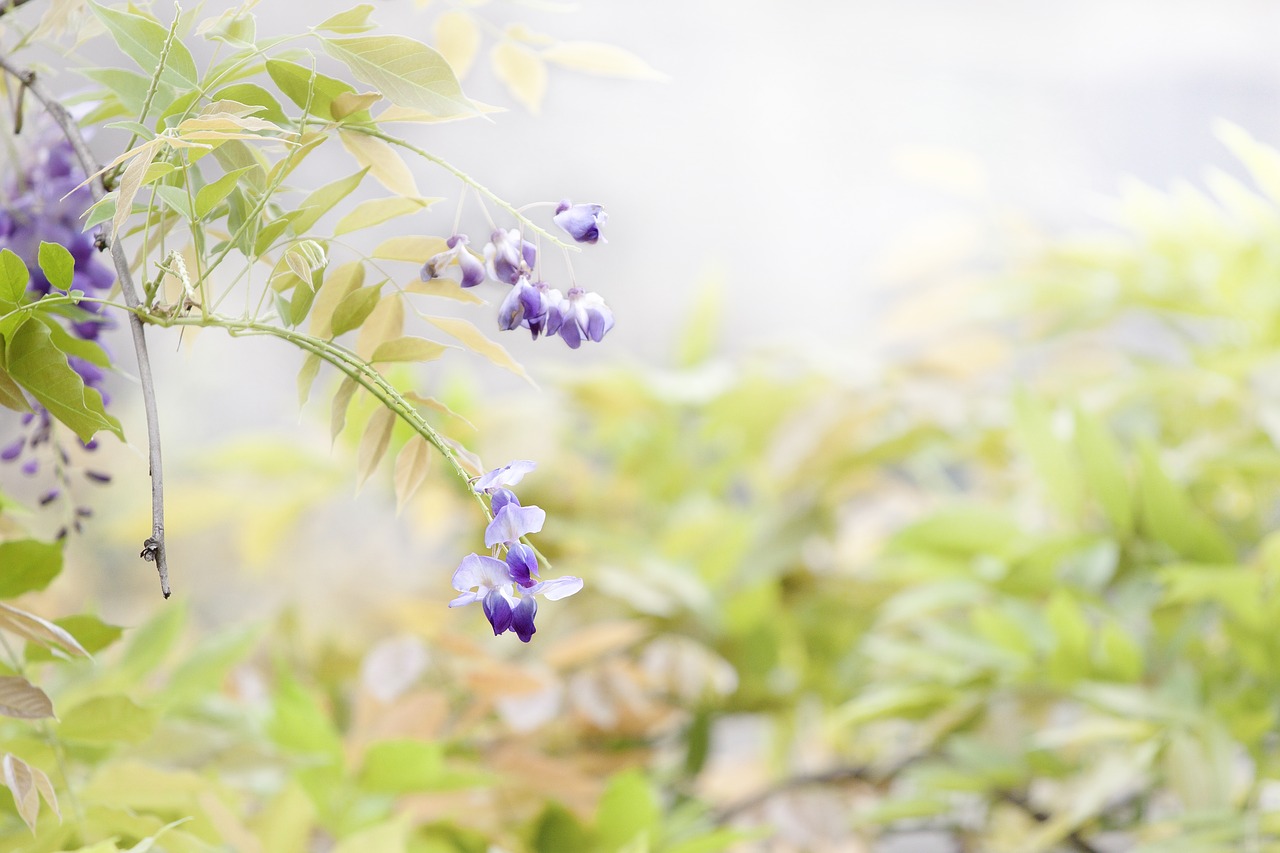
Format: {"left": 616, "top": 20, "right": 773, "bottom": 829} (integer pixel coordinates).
{"left": 458, "top": 250, "right": 485, "bottom": 287}
{"left": 483, "top": 589, "right": 513, "bottom": 635}
{"left": 449, "top": 590, "right": 483, "bottom": 608}
{"left": 490, "top": 488, "right": 519, "bottom": 516}
{"left": 451, "top": 553, "right": 513, "bottom": 593}
{"left": 506, "top": 543, "right": 539, "bottom": 588}
{"left": 511, "top": 595, "right": 537, "bottom": 643}
{"left": 473, "top": 460, "right": 537, "bottom": 492}
{"left": 520, "top": 239, "right": 537, "bottom": 270}
{"left": 1, "top": 439, "right": 25, "bottom": 462}
{"left": 484, "top": 503, "right": 546, "bottom": 547}
{"left": 498, "top": 285, "right": 525, "bottom": 332}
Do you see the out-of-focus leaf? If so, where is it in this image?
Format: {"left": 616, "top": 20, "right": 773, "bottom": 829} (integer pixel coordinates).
{"left": 297, "top": 353, "right": 322, "bottom": 407}
{"left": 0, "top": 677, "right": 54, "bottom": 719}
{"left": 330, "top": 376, "right": 360, "bottom": 441}
{"left": 58, "top": 695, "right": 156, "bottom": 744}
{"left": 2, "top": 753, "right": 39, "bottom": 832}
{"left": 490, "top": 41, "right": 547, "bottom": 114}
{"left": 26, "top": 614, "right": 123, "bottom": 663}
{"left": 435, "top": 11, "right": 480, "bottom": 78}
{"left": 356, "top": 407, "right": 396, "bottom": 488}
{"left": 0, "top": 602, "right": 89, "bottom": 658}
{"left": 314, "top": 4, "right": 376, "bottom": 35}
{"left": 373, "top": 235, "right": 448, "bottom": 263}
{"left": 541, "top": 41, "right": 666, "bottom": 81}
{"left": 267, "top": 673, "right": 342, "bottom": 760}
{"left": 404, "top": 277, "right": 486, "bottom": 303}
{"left": 0, "top": 540, "right": 62, "bottom": 597}
{"left": 1137, "top": 444, "right": 1234, "bottom": 562}
{"left": 595, "top": 771, "right": 660, "bottom": 852}
{"left": 393, "top": 436, "right": 431, "bottom": 512}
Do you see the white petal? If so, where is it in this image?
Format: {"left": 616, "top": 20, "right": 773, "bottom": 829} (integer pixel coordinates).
{"left": 530, "top": 576, "right": 584, "bottom": 601}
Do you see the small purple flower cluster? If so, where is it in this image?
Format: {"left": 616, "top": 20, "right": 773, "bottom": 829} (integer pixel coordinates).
{"left": 450, "top": 461, "right": 582, "bottom": 642}
{"left": 421, "top": 200, "right": 614, "bottom": 350}
{"left": 0, "top": 135, "right": 116, "bottom": 520}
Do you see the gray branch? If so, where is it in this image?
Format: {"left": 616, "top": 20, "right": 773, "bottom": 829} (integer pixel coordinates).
{"left": 0, "top": 56, "right": 171, "bottom": 598}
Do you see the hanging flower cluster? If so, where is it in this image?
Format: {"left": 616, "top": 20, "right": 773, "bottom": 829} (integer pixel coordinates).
{"left": 0, "top": 134, "right": 116, "bottom": 525}
{"left": 450, "top": 461, "right": 582, "bottom": 642}
{"left": 421, "top": 199, "right": 614, "bottom": 350}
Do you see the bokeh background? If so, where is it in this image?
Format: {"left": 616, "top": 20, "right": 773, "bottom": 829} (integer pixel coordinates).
{"left": 5, "top": 1, "right": 1280, "bottom": 851}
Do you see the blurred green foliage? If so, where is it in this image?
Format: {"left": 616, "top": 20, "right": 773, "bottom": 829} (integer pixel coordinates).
{"left": 7, "top": 125, "right": 1280, "bottom": 851}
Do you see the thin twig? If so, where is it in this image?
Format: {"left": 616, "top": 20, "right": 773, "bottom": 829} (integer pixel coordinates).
{"left": 0, "top": 56, "right": 172, "bottom": 597}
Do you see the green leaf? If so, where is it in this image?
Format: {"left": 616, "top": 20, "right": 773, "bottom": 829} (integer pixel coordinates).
{"left": 296, "top": 353, "right": 322, "bottom": 407}
{"left": 1014, "top": 394, "right": 1083, "bottom": 519}
{"left": 210, "top": 83, "right": 288, "bottom": 126}
{"left": 532, "top": 804, "right": 595, "bottom": 853}
{"left": 0, "top": 249, "right": 29, "bottom": 304}
{"left": 37, "top": 243, "right": 74, "bottom": 292}
{"left": 2, "top": 321, "right": 122, "bottom": 443}
{"left": 1137, "top": 444, "right": 1234, "bottom": 562}
{"left": 358, "top": 740, "right": 444, "bottom": 793}
{"left": 595, "top": 771, "right": 660, "bottom": 852}
{"left": 78, "top": 67, "right": 156, "bottom": 115}
{"left": 266, "top": 58, "right": 372, "bottom": 123}
{"left": 116, "top": 601, "right": 186, "bottom": 683}
{"left": 370, "top": 336, "right": 449, "bottom": 364}
{"left": 152, "top": 184, "right": 194, "bottom": 220}
{"left": 267, "top": 672, "right": 342, "bottom": 760}
{"left": 320, "top": 36, "right": 473, "bottom": 118}
{"left": 289, "top": 169, "right": 368, "bottom": 234}
{"left": 0, "top": 369, "right": 31, "bottom": 413}
{"left": 315, "top": 4, "right": 377, "bottom": 34}
{"left": 330, "top": 285, "right": 382, "bottom": 337}
{"left": 0, "top": 540, "right": 62, "bottom": 598}
{"left": 26, "top": 615, "right": 123, "bottom": 663}
{"left": 195, "top": 166, "right": 253, "bottom": 218}
{"left": 1075, "top": 408, "right": 1133, "bottom": 534}
{"left": 58, "top": 694, "right": 156, "bottom": 743}
{"left": 333, "top": 197, "right": 433, "bottom": 236}
{"left": 88, "top": 2, "right": 198, "bottom": 89}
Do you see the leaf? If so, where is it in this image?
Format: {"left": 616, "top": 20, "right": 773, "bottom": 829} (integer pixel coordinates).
{"left": 297, "top": 353, "right": 322, "bottom": 407}
{"left": 541, "top": 41, "right": 667, "bottom": 80}
{"left": 330, "top": 285, "right": 383, "bottom": 337}
{"left": 0, "top": 677, "right": 55, "bottom": 719}
{"left": 356, "top": 407, "right": 396, "bottom": 488}
{"left": 0, "top": 249, "right": 30, "bottom": 304}
{"left": 195, "top": 166, "right": 254, "bottom": 218}
{"left": 210, "top": 83, "right": 288, "bottom": 126}
{"left": 153, "top": 184, "right": 194, "bottom": 220}
{"left": 331, "top": 91, "right": 382, "bottom": 120}
{"left": 1075, "top": 408, "right": 1133, "bottom": 534}
{"left": 2, "top": 320, "right": 123, "bottom": 443}
{"left": 1138, "top": 444, "right": 1234, "bottom": 562}
{"left": 393, "top": 436, "right": 430, "bottom": 512}
{"left": 88, "top": 1, "right": 199, "bottom": 89}
{"left": 424, "top": 315, "right": 532, "bottom": 383}
{"left": 334, "top": 197, "right": 435, "bottom": 236}
{"left": 373, "top": 235, "right": 449, "bottom": 263}
{"left": 77, "top": 66, "right": 155, "bottom": 114}
{"left": 356, "top": 294, "right": 405, "bottom": 359}
{"left": 267, "top": 672, "right": 342, "bottom": 759}
{"left": 321, "top": 36, "right": 474, "bottom": 118}
{"left": 357, "top": 740, "right": 446, "bottom": 793}
{"left": 370, "top": 336, "right": 449, "bottom": 363}
{"left": 310, "top": 262, "right": 366, "bottom": 338}
{"left": 26, "top": 615, "right": 123, "bottom": 663}
{"left": 331, "top": 376, "right": 360, "bottom": 441}
{"left": 0, "top": 369, "right": 31, "bottom": 413}
{"left": 491, "top": 41, "right": 547, "bottom": 114}
{"left": 315, "top": 4, "right": 377, "bottom": 35}
{"left": 435, "top": 11, "right": 480, "bottom": 78}
{"left": 290, "top": 169, "right": 369, "bottom": 234}
{"left": 3, "top": 753, "right": 39, "bottom": 832}
{"left": 1014, "top": 395, "right": 1083, "bottom": 518}
{"left": 404, "top": 277, "right": 486, "bottom": 304}
{"left": 0, "top": 602, "right": 90, "bottom": 658}
{"left": 596, "top": 771, "right": 660, "bottom": 853}
{"left": 37, "top": 243, "right": 74, "bottom": 291}
{"left": 338, "top": 130, "right": 421, "bottom": 196}
{"left": 0, "top": 540, "right": 63, "bottom": 597}
{"left": 265, "top": 59, "right": 372, "bottom": 124}
{"left": 112, "top": 140, "right": 156, "bottom": 238}
{"left": 58, "top": 694, "right": 156, "bottom": 743}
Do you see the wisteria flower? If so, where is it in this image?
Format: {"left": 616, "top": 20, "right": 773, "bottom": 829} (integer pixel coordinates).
{"left": 420, "top": 234, "right": 485, "bottom": 288}
{"left": 498, "top": 278, "right": 564, "bottom": 340}
{"left": 485, "top": 488, "right": 546, "bottom": 547}
{"left": 473, "top": 460, "right": 538, "bottom": 493}
{"left": 449, "top": 553, "right": 583, "bottom": 642}
{"left": 554, "top": 287, "right": 615, "bottom": 349}
{"left": 484, "top": 228, "right": 537, "bottom": 285}
{"left": 553, "top": 200, "right": 607, "bottom": 244}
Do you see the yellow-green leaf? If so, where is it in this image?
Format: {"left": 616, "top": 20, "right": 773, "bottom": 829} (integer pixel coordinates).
{"left": 370, "top": 336, "right": 449, "bottom": 364}
{"left": 297, "top": 353, "right": 322, "bottom": 407}
{"left": 404, "top": 277, "right": 485, "bottom": 304}
{"left": 321, "top": 35, "right": 474, "bottom": 118}
{"left": 58, "top": 694, "right": 156, "bottom": 743}
{"left": 491, "top": 41, "right": 547, "bottom": 114}
{"left": 334, "top": 197, "right": 435, "bottom": 236}
{"left": 393, "top": 436, "right": 430, "bottom": 513}
{"left": 331, "top": 376, "right": 360, "bottom": 442}
{"left": 373, "top": 235, "right": 449, "bottom": 263}
{"left": 425, "top": 315, "right": 532, "bottom": 383}
{"left": 331, "top": 285, "right": 383, "bottom": 337}
{"left": 541, "top": 41, "right": 667, "bottom": 81}
{"left": 332, "top": 91, "right": 383, "bottom": 120}
{"left": 290, "top": 169, "right": 369, "bottom": 234}
{"left": 356, "top": 407, "right": 396, "bottom": 488}
{"left": 311, "top": 262, "right": 367, "bottom": 338}
{"left": 435, "top": 11, "right": 480, "bottom": 78}
{"left": 338, "top": 130, "right": 422, "bottom": 196}
{"left": 356, "top": 294, "right": 405, "bottom": 359}
{"left": 0, "top": 602, "right": 89, "bottom": 658}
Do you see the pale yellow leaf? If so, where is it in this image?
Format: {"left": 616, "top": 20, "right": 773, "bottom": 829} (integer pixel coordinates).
{"left": 339, "top": 130, "right": 421, "bottom": 197}
{"left": 28, "top": 765, "right": 57, "bottom": 820}
{"left": 504, "top": 23, "right": 555, "bottom": 47}
{"left": 199, "top": 100, "right": 267, "bottom": 118}
{"left": 356, "top": 407, "right": 396, "bottom": 488}
{"left": 541, "top": 41, "right": 667, "bottom": 81}
{"left": 441, "top": 434, "right": 482, "bottom": 475}
{"left": 370, "top": 336, "right": 450, "bottom": 364}
{"left": 356, "top": 294, "right": 406, "bottom": 359}
{"left": 0, "top": 603, "right": 89, "bottom": 657}
{"left": 284, "top": 249, "right": 315, "bottom": 285}
{"left": 331, "top": 376, "right": 360, "bottom": 442}
{"left": 0, "top": 677, "right": 54, "bottom": 720}
{"left": 375, "top": 100, "right": 504, "bottom": 123}
{"left": 435, "top": 11, "right": 480, "bottom": 79}
{"left": 373, "top": 236, "right": 449, "bottom": 263}
{"left": 404, "top": 277, "right": 486, "bottom": 304}
{"left": 310, "top": 262, "right": 366, "bottom": 338}
{"left": 334, "top": 197, "right": 437, "bottom": 236}
{"left": 332, "top": 91, "right": 383, "bottom": 120}
{"left": 3, "top": 754, "right": 38, "bottom": 833}
{"left": 393, "top": 436, "right": 431, "bottom": 513}
{"left": 403, "top": 391, "right": 477, "bottom": 431}
{"left": 490, "top": 41, "right": 547, "bottom": 114}
{"left": 297, "top": 353, "right": 322, "bottom": 408}
{"left": 113, "top": 145, "right": 154, "bottom": 238}
{"left": 424, "top": 315, "right": 533, "bottom": 384}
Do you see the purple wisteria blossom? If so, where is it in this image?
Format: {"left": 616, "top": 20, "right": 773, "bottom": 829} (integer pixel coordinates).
{"left": 554, "top": 287, "right": 615, "bottom": 349}
{"left": 451, "top": 461, "right": 581, "bottom": 641}
{"left": 498, "top": 278, "right": 564, "bottom": 340}
{"left": 553, "top": 200, "right": 607, "bottom": 244}
{"left": 420, "top": 234, "right": 485, "bottom": 288}
{"left": 483, "top": 228, "right": 537, "bottom": 285}
{"left": 0, "top": 132, "right": 115, "bottom": 525}
{"left": 449, "top": 552, "right": 583, "bottom": 642}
